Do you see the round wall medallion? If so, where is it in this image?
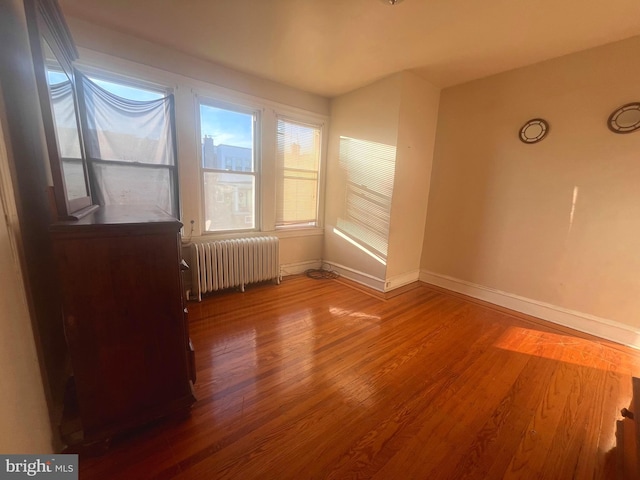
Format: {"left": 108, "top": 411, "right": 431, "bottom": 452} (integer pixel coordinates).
{"left": 608, "top": 102, "right": 640, "bottom": 134}
{"left": 519, "top": 118, "right": 549, "bottom": 144}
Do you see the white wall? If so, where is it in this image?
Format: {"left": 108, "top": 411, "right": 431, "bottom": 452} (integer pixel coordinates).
{"left": 421, "top": 35, "right": 640, "bottom": 347}
{"left": 385, "top": 72, "right": 440, "bottom": 288}
{"left": 0, "top": 90, "right": 52, "bottom": 453}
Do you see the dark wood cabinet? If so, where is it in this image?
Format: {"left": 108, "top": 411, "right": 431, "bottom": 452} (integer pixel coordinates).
{"left": 616, "top": 377, "right": 640, "bottom": 479}
{"left": 50, "top": 206, "right": 196, "bottom": 446}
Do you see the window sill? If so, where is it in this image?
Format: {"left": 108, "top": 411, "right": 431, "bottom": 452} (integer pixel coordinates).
{"left": 273, "top": 227, "right": 324, "bottom": 239}
{"left": 185, "top": 227, "right": 323, "bottom": 243}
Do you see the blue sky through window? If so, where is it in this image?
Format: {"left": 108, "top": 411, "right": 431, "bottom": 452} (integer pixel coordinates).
{"left": 47, "top": 70, "right": 68, "bottom": 85}
{"left": 89, "top": 77, "right": 165, "bottom": 101}
{"left": 199, "top": 104, "right": 253, "bottom": 149}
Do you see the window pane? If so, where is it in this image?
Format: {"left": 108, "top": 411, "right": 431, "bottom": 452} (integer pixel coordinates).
{"left": 48, "top": 73, "right": 87, "bottom": 200}
{"left": 203, "top": 172, "right": 255, "bottom": 231}
{"left": 200, "top": 105, "right": 254, "bottom": 171}
{"left": 61, "top": 159, "right": 87, "bottom": 200}
{"left": 200, "top": 103, "right": 256, "bottom": 232}
{"left": 276, "top": 119, "right": 321, "bottom": 227}
{"left": 91, "top": 162, "right": 175, "bottom": 215}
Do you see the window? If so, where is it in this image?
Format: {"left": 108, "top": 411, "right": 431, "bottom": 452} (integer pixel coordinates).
{"left": 276, "top": 118, "right": 322, "bottom": 228}
{"left": 199, "top": 101, "right": 257, "bottom": 232}
{"left": 76, "top": 72, "right": 179, "bottom": 216}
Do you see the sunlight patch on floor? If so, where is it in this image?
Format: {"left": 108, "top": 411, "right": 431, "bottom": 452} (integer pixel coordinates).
{"left": 493, "top": 326, "right": 638, "bottom": 374}
{"left": 329, "top": 306, "right": 381, "bottom": 323}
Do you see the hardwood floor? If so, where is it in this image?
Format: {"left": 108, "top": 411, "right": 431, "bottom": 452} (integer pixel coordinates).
{"left": 78, "top": 275, "right": 640, "bottom": 479}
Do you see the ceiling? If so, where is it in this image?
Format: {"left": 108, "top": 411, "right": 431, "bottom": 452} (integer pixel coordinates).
{"left": 58, "top": 0, "right": 640, "bottom": 98}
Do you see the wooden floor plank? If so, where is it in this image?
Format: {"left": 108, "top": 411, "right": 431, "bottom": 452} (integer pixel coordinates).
{"left": 77, "top": 276, "right": 640, "bottom": 479}
{"left": 455, "top": 355, "right": 560, "bottom": 480}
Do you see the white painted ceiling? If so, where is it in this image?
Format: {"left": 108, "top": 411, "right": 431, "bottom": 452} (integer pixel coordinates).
{"left": 59, "top": 0, "right": 640, "bottom": 98}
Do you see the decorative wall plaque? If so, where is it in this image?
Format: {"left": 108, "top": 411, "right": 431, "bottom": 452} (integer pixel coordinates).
{"left": 519, "top": 118, "right": 549, "bottom": 144}
{"left": 608, "top": 103, "right": 640, "bottom": 134}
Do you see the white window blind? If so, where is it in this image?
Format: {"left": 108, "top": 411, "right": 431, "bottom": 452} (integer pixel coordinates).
{"left": 276, "top": 118, "right": 321, "bottom": 227}
{"left": 337, "top": 136, "right": 396, "bottom": 257}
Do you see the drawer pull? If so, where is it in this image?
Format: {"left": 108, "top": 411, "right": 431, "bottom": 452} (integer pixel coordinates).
{"left": 621, "top": 407, "right": 634, "bottom": 419}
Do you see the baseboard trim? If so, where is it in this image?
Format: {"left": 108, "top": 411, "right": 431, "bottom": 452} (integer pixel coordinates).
{"left": 384, "top": 270, "right": 420, "bottom": 292}
{"left": 323, "top": 261, "right": 385, "bottom": 292}
{"left": 419, "top": 270, "right": 640, "bottom": 349}
{"left": 280, "top": 260, "right": 322, "bottom": 277}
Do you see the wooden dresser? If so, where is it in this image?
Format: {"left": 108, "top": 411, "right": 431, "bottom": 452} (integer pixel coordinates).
{"left": 50, "top": 206, "right": 196, "bottom": 448}
{"left": 617, "top": 377, "right": 640, "bottom": 479}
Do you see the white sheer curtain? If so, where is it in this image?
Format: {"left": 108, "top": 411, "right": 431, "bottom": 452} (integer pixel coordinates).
{"left": 78, "top": 73, "right": 178, "bottom": 216}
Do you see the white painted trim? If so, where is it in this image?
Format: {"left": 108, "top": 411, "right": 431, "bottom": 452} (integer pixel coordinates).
{"left": 419, "top": 270, "right": 640, "bottom": 349}
{"left": 280, "top": 260, "right": 322, "bottom": 277}
{"left": 185, "top": 227, "right": 323, "bottom": 243}
{"left": 384, "top": 270, "right": 420, "bottom": 292}
{"left": 323, "top": 261, "right": 386, "bottom": 292}
{"left": 273, "top": 227, "right": 324, "bottom": 239}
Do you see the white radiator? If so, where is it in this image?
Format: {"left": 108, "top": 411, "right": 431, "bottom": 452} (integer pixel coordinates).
{"left": 191, "top": 236, "right": 280, "bottom": 301}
